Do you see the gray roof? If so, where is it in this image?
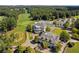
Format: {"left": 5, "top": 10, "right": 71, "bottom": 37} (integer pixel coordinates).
{"left": 39, "top": 32, "right": 59, "bottom": 43}
{"left": 34, "top": 20, "right": 54, "bottom": 28}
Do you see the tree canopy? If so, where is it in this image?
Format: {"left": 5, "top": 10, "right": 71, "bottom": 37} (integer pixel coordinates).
{"left": 60, "top": 31, "right": 70, "bottom": 42}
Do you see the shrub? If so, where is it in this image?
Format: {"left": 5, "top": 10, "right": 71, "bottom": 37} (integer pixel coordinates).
{"left": 60, "top": 31, "right": 70, "bottom": 42}
{"left": 34, "top": 36, "right": 39, "bottom": 43}
{"left": 41, "top": 40, "right": 49, "bottom": 49}
{"left": 46, "top": 26, "right": 51, "bottom": 32}
{"left": 55, "top": 41, "right": 62, "bottom": 52}
{"left": 67, "top": 42, "right": 75, "bottom": 48}
{"left": 63, "top": 21, "right": 70, "bottom": 29}
{"left": 26, "top": 24, "right": 32, "bottom": 32}
{"left": 24, "top": 46, "right": 35, "bottom": 53}
{"left": 72, "top": 28, "right": 78, "bottom": 33}
{"left": 72, "top": 33, "right": 79, "bottom": 40}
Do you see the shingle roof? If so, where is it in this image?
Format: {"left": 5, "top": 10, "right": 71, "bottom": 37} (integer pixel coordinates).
{"left": 40, "top": 32, "right": 59, "bottom": 43}
{"left": 34, "top": 20, "right": 53, "bottom": 28}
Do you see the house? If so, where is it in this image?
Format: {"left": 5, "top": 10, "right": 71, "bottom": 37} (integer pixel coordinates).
{"left": 33, "top": 18, "right": 75, "bottom": 34}
{"left": 39, "top": 32, "right": 59, "bottom": 43}
{"left": 53, "top": 18, "right": 69, "bottom": 28}
{"left": 33, "top": 21, "right": 46, "bottom": 33}
{"left": 33, "top": 21, "right": 49, "bottom": 33}
{"left": 33, "top": 25, "right": 42, "bottom": 33}
{"left": 33, "top": 20, "right": 54, "bottom": 33}
{"left": 57, "top": 18, "right": 77, "bottom": 28}
{"left": 38, "top": 32, "right": 59, "bottom": 47}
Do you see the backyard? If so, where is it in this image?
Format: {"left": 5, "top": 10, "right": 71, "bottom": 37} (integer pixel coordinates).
{"left": 52, "top": 27, "right": 63, "bottom": 36}
{"left": 64, "top": 42, "right": 79, "bottom": 53}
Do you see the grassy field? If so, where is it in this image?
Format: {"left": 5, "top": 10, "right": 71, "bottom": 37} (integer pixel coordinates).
{"left": 14, "top": 11, "right": 35, "bottom": 32}
{"left": 74, "top": 15, "right": 79, "bottom": 19}
{"left": 64, "top": 42, "right": 79, "bottom": 53}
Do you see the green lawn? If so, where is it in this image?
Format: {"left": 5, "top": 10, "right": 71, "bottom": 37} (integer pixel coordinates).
{"left": 64, "top": 42, "right": 79, "bottom": 53}
{"left": 15, "top": 11, "right": 35, "bottom": 32}
{"left": 74, "top": 15, "right": 79, "bottom": 19}
{"left": 52, "top": 27, "right": 63, "bottom": 35}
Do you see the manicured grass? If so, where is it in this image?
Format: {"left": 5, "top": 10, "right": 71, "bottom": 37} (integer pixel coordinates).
{"left": 15, "top": 12, "right": 35, "bottom": 32}
{"left": 64, "top": 42, "right": 79, "bottom": 53}
{"left": 74, "top": 16, "right": 79, "bottom": 19}
{"left": 52, "top": 27, "right": 63, "bottom": 35}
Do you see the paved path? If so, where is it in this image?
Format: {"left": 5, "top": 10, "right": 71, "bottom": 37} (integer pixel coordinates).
{"left": 39, "top": 48, "right": 51, "bottom": 53}
{"left": 59, "top": 41, "right": 70, "bottom": 53}
{"left": 59, "top": 39, "right": 79, "bottom": 53}
{"left": 21, "top": 32, "right": 38, "bottom": 48}
{"left": 70, "top": 39, "right": 79, "bottom": 42}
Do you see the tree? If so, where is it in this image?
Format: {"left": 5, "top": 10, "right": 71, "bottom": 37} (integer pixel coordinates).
{"left": 67, "top": 42, "right": 75, "bottom": 48}
{"left": 14, "top": 46, "right": 26, "bottom": 53}
{"left": 72, "top": 33, "right": 79, "bottom": 40}
{"left": 75, "top": 19, "right": 79, "bottom": 29}
{"left": 63, "top": 21, "right": 70, "bottom": 29}
{"left": 28, "top": 7, "right": 79, "bottom": 21}
{"left": 24, "top": 46, "right": 35, "bottom": 53}
{"left": 72, "top": 28, "right": 78, "bottom": 33}
{"left": 46, "top": 26, "right": 51, "bottom": 32}
{"left": 71, "top": 22, "right": 75, "bottom": 28}
{"left": 0, "top": 19, "right": 7, "bottom": 32}
{"left": 60, "top": 31, "right": 70, "bottom": 42}
{"left": 34, "top": 36, "right": 39, "bottom": 43}
{"left": 41, "top": 40, "right": 49, "bottom": 49}
{"left": 6, "top": 48, "right": 13, "bottom": 53}
{"left": 51, "top": 16, "right": 55, "bottom": 20}
{"left": 0, "top": 17, "right": 17, "bottom": 32}
{"left": 6, "top": 17, "right": 17, "bottom": 30}
{"left": 0, "top": 32, "right": 17, "bottom": 53}
{"left": 55, "top": 41, "right": 62, "bottom": 52}
{"left": 26, "top": 24, "right": 32, "bottom": 32}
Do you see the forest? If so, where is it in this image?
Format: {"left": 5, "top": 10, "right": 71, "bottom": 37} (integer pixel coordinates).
{"left": 27, "top": 6, "right": 79, "bottom": 20}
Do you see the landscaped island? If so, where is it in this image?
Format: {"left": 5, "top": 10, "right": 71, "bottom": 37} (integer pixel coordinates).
{"left": 0, "top": 6, "right": 79, "bottom": 53}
